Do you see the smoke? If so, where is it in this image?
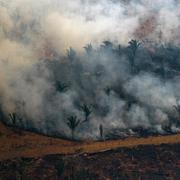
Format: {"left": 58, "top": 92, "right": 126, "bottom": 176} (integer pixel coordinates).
{"left": 0, "top": 0, "right": 180, "bottom": 139}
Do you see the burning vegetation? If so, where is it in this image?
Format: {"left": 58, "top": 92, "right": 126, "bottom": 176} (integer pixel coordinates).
{"left": 0, "top": 0, "right": 180, "bottom": 140}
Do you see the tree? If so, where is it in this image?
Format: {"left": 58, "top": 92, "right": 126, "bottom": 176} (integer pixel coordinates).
{"left": 128, "top": 40, "right": 141, "bottom": 54}
{"left": 99, "top": 124, "right": 104, "bottom": 140}
{"left": 84, "top": 44, "right": 93, "bottom": 55}
{"left": 102, "top": 41, "right": 113, "bottom": 49}
{"left": 9, "top": 113, "right": 17, "bottom": 126}
{"left": 159, "top": 46, "right": 167, "bottom": 82}
{"left": 174, "top": 105, "right": 180, "bottom": 115}
{"left": 9, "top": 112, "right": 23, "bottom": 128}
{"left": 166, "top": 104, "right": 180, "bottom": 130}
{"left": 66, "top": 116, "right": 80, "bottom": 140}
{"left": 127, "top": 39, "right": 141, "bottom": 73}
{"left": 100, "top": 41, "right": 113, "bottom": 53}
{"left": 104, "top": 86, "right": 111, "bottom": 96}
{"left": 56, "top": 81, "right": 69, "bottom": 93}
{"left": 116, "top": 44, "right": 123, "bottom": 56}
{"left": 67, "top": 47, "right": 76, "bottom": 62}
{"left": 80, "top": 104, "right": 92, "bottom": 123}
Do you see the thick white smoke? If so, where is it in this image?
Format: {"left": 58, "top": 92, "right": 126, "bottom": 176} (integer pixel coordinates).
{"left": 0, "top": 0, "right": 180, "bottom": 139}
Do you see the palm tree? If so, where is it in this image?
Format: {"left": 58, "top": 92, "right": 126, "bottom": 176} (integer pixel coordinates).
{"left": 159, "top": 46, "right": 167, "bottom": 82}
{"left": 9, "top": 112, "right": 24, "bottom": 128}
{"left": 128, "top": 40, "right": 141, "bottom": 55}
{"left": 102, "top": 41, "right": 113, "bottom": 48}
{"left": 104, "top": 86, "right": 111, "bottom": 96}
{"left": 56, "top": 81, "right": 69, "bottom": 93}
{"left": 80, "top": 104, "right": 92, "bottom": 123}
{"left": 100, "top": 41, "right": 113, "bottom": 52}
{"left": 67, "top": 47, "right": 76, "bottom": 62}
{"left": 174, "top": 105, "right": 180, "bottom": 115}
{"left": 161, "top": 103, "right": 180, "bottom": 132}
{"left": 9, "top": 113, "right": 17, "bottom": 126}
{"left": 127, "top": 39, "right": 141, "bottom": 73}
{"left": 84, "top": 44, "right": 93, "bottom": 55}
{"left": 66, "top": 116, "right": 80, "bottom": 140}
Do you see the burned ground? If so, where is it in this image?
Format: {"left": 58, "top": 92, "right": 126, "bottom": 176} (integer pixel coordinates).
{"left": 1, "top": 143, "right": 180, "bottom": 179}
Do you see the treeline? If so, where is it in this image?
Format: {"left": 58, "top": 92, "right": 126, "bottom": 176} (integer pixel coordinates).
{"left": 1, "top": 39, "right": 180, "bottom": 140}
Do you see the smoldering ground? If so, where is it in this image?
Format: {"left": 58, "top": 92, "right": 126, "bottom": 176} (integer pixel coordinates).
{"left": 0, "top": 0, "right": 180, "bottom": 139}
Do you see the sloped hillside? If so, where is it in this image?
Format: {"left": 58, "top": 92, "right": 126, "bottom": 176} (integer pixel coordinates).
{"left": 1, "top": 122, "right": 180, "bottom": 161}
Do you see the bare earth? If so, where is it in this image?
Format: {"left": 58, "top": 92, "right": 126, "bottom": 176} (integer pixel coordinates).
{"left": 1, "top": 122, "right": 180, "bottom": 161}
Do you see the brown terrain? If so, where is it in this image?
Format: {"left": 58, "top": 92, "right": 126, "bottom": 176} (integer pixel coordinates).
{"left": 1, "top": 122, "right": 180, "bottom": 179}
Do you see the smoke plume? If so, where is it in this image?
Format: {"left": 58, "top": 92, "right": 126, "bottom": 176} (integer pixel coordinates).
{"left": 0, "top": 0, "right": 180, "bottom": 139}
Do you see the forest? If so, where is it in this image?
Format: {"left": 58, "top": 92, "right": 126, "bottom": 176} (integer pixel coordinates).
{"left": 0, "top": 0, "right": 180, "bottom": 140}
{"left": 1, "top": 39, "right": 180, "bottom": 140}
